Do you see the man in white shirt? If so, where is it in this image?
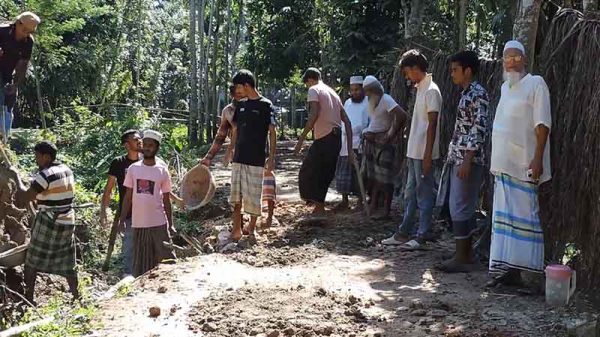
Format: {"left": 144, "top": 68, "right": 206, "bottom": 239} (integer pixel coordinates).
{"left": 487, "top": 40, "right": 551, "bottom": 287}
{"left": 361, "top": 76, "right": 407, "bottom": 219}
{"left": 383, "top": 50, "right": 442, "bottom": 249}
{"left": 334, "top": 76, "right": 369, "bottom": 211}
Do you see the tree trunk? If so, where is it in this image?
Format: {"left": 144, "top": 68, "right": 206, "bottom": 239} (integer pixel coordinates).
{"left": 475, "top": 3, "right": 482, "bottom": 51}
{"left": 224, "top": 0, "right": 233, "bottom": 82}
{"left": 513, "top": 0, "right": 543, "bottom": 71}
{"left": 230, "top": 0, "right": 244, "bottom": 75}
{"left": 404, "top": 0, "right": 424, "bottom": 40}
{"left": 584, "top": 0, "right": 598, "bottom": 10}
{"left": 197, "top": 0, "right": 207, "bottom": 143}
{"left": 32, "top": 60, "right": 46, "bottom": 129}
{"left": 188, "top": 0, "right": 199, "bottom": 146}
{"left": 205, "top": 0, "right": 217, "bottom": 141}
{"left": 210, "top": 0, "right": 221, "bottom": 139}
{"left": 458, "top": 0, "right": 469, "bottom": 50}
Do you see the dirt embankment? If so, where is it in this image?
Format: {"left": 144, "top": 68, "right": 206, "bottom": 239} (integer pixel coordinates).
{"left": 0, "top": 165, "right": 30, "bottom": 251}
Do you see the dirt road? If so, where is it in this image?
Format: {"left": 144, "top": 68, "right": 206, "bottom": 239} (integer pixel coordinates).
{"left": 90, "top": 142, "right": 583, "bottom": 337}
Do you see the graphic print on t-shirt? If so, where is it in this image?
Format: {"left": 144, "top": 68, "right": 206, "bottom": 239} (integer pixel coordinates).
{"left": 136, "top": 179, "right": 155, "bottom": 195}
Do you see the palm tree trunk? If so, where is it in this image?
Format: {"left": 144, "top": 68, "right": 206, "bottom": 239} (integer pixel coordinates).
{"left": 513, "top": 0, "right": 543, "bottom": 71}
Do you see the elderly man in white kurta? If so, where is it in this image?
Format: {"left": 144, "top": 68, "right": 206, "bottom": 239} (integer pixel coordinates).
{"left": 488, "top": 40, "right": 551, "bottom": 286}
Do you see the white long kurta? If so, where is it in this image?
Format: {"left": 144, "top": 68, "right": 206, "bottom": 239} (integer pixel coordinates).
{"left": 340, "top": 98, "right": 369, "bottom": 156}
{"left": 490, "top": 74, "right": 552, "bottom": 183}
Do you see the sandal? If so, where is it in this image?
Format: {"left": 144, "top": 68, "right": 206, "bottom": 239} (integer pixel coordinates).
{"left": 399, "top": 239, "right": 426, "bottom": 251}
{"left": 381, "top": 234, "right": 409, "bottom": 246}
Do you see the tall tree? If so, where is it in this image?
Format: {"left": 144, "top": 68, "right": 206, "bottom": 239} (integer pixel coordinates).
{"left": 197, "top": 0, "right": 207, "bottom": 143}
{"left": 210, "top": 0, "right": 221, "bottom": 138}
{"left": 204, "top": 0, "right": 217, "bottom": 140}
{"left": 403, "top": 0, "right": 424, "bottom": 40}
{"left": 189, "top": 0, "right": 199, "bottom": 146}
{"left": 458, "top": 0, "right": 469, "bottom": 50}
{"left": 513, "top": 0, "right": 543, "bottom": 70}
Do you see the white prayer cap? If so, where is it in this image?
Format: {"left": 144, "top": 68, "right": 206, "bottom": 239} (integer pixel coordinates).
{"left": 363, "top": 75, "right": 379, "bottom": 88}
{"left": 350, "top": 76, "right": 364, "bottom": 85}
{"left": 503, "top": 40, "right": 525, "bottom": 55}
{"left": 143, "top": 130, "right": 163, "bottom": 143}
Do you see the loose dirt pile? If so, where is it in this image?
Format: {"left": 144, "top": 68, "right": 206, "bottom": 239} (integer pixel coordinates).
{"left": 188, "top": 286, "right": 378, "bottom": 337}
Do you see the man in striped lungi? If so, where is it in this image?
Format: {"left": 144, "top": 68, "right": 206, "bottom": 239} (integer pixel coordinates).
{"left": 488, "top": 40, "right": 552, "bottom": 287}
{"left": 9, "top": 141, "right": 79, "bottom": 302}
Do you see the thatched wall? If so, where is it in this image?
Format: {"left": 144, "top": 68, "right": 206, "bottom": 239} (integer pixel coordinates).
{"left": 390, "top": 9, "right": 600, "bottom": 287}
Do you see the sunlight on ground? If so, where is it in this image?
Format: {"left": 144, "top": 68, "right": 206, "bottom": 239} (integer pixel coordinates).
{"left": 398, "top": 269, "right": 440, "bottom": 293}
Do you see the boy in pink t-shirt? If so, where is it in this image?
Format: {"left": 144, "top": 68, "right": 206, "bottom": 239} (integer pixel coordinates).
{"left": 120, "top": 130, "right": 175, "bottom": 277}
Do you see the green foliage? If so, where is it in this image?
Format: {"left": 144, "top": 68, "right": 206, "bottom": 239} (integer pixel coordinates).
{"left": 19, "top": 277, "right": 98, "bottom": 337}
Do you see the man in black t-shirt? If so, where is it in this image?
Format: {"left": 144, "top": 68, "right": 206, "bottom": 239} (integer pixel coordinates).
{"left": 100, "top": 130, "right": 143, "bottom": 274}
{"left": 229, "top": 70, "right": 276, "bottom": 241}
{"left": 0, "top": 12, "right": 39, "bottom": 139}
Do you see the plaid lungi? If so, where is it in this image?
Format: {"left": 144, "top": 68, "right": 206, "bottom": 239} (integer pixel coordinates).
{"left": 25, "top": 211, "right": 77, "bottom": 277}
{"left": 262, "top": 170, "right": 277, "bottom": 203}
{"left": 362, "top": 138, "right": 396, "bottom": 187}
{"left": 132, "top": 225, "right": 176, "bottom": 277}
{"left": 230, "top": 163, "right": 264, "bottom": 216}
{"left": 335, "top": 151, "right": 361, "bottom": 195}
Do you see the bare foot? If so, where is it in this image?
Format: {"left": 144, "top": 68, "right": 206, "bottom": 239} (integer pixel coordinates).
{"left": 230, "top": 229, "right": 242, "bottom": 242}
{"left": 243, "top": 224, "right": 257, "bottom": 237}
{"left": 332, "top": 202, "right": 349, "bottom": 212}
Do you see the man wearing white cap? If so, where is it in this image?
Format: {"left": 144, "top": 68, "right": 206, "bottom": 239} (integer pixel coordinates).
{"left": 487, "top": 40, "right": 551, "bottom": 287}
{"left": 0, "top": 12, "right": 40, "bottom": 140}
{"left": 333, "top": 76, "right": 369, "bottom": 211}
{"left": 119, "top": 130, "right": 176, "bottom": 276}
{"left": 361, "top": 75, "right": 407, "bottom": 219}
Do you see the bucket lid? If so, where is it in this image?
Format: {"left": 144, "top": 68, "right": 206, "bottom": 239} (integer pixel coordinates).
{"left": 545, "top": 264, "right": 573, "bottom": 280}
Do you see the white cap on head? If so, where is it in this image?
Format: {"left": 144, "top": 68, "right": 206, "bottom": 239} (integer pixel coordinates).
{"left": 503, "top": 40, "right": 525, "bottom": 55}
{"left": 350, "top": 76, "right": 364, "bottom": 85}
{"left": 143, "top": 130, "right": 163, "bottom": 144}
{"left": 363, "top": 75, "right": 379, "bottom": 88}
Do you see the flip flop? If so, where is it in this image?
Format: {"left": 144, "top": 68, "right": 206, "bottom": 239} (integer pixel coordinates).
{"left": 381, "top": 235, "right": 409, "bottom": 246}
{"left": 399, "top": 239, "right": 426, "bottom": 251}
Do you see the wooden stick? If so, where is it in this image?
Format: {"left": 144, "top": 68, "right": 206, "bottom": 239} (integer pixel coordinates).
{"left": 0, "top": 283, "right": 41, "bottom": 316}
{"left": 102, "top": 216, "right": 121, "bottom": 272}
{"left": 0, "top": 316, "right": 54, "bottom": 337}
{"left": 352, "top": 160, "right": 370, "bottom": 216}
{"left": 180, "top": 234, "right": 203, "bottom": 253}
{"left": 0, "top": 142, "right": 11, "bottom": 166}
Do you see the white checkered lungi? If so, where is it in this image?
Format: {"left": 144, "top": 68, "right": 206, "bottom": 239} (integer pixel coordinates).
{"left": 230, "top": 163, "right": 264, "bottom": 216}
